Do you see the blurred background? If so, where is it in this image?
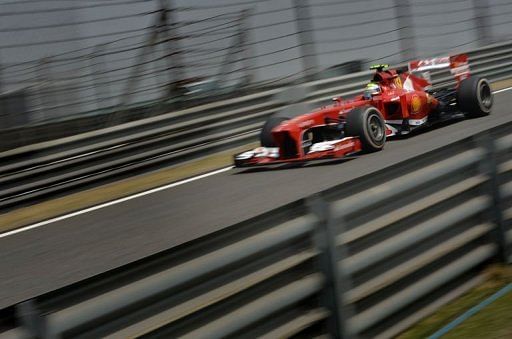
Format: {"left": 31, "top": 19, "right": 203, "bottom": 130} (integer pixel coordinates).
{"left": 0, "top": 0, "right": 511, "bottom": 142}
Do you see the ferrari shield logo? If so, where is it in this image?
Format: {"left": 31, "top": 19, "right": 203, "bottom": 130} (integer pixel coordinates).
{"left": 411, "top": 94, "right": 422, "bottom": 113}
{"left": 394, "top": 77, "right": 403, "bottom": 89}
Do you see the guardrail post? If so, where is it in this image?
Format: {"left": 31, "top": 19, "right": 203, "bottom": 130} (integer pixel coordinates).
{"left": 472, "top": 0, "right": 492, "bottom": 46}
{"left": 16, "top": 300, "right": 50, "bottom": 339}
{"left": 37, "top": 58, "right": 50, "bottom": 121}
{"left": 239, "top": 9, "right": 254, "bottom": 87}
{"left": 477, "top": 133, "right": 509, "bottom": 263}
{"left": 393, "top": 0, "right": 416, "bottom": 61}
{"left": 160, "top": 0, "right": 185, "bottom": 87}
{"left": 293, "top": 0, "right": 319, "bottom": 81}
{"left": 35, "top": 58, "right": 62, "bottom": 121}
{"left": 308, "top": 195, "right": 352, "bottom": 339}
{"left": 217, "top": 10, "right": 252, "bottom": 87}
{"left": 120, "top": 4, "right": 176, "bottom": 107}
{"left": 90, "top": 44, "right": 112, "bottom": 111}
{"left": 0, "top": 61, "right": 3, "bottom": 94}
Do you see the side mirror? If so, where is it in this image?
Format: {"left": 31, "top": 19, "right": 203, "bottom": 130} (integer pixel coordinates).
{"left": 332, "top": 97, "right": 343, "bottom": 103}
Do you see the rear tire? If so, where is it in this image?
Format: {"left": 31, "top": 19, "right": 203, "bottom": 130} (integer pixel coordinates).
{"left": 345, "top": 105, "right": 386, "bottom": 152}
{"left": 457, "top": 76, "right": 493, "bottom": 117}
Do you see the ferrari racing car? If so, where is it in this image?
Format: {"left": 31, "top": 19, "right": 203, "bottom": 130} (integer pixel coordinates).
{"left": 234, "top": 54, "right": 493, "bottom": 167}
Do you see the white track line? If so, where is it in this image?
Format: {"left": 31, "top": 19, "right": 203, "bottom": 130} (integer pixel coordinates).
{"left": 493, "top": 87, "right": 512, "bottom": 94}
{"left": 0, "top": 166, "right": 233, "bottom": 238}
{"left": 2, "top": 85, "right": 512, "bottom": 238}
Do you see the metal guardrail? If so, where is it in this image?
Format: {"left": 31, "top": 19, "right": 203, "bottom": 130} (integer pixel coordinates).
{"left": 1, "top": 122, "right": 511, "bottom": 339}
{"left": 1, "top": 40, "right": 512, "bottom": 211}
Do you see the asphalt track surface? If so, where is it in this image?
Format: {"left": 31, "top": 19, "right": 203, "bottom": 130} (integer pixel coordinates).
{"left": 1, "top": 89, "right": 511, "bottom": 309}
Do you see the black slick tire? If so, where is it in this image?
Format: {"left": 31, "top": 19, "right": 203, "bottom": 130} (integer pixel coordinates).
{"left": 260, "top": 116, "right": 288, "bottom": 147}
{"left": 345, "top": 105, "right": 386, "bottom": 152}
{"left": 457, "top": 76, "right": 493, "bottom": 117}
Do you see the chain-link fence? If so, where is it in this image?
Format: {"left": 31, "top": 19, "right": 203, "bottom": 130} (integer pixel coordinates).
{"left": 0, "top": 0, "right": 511, "bottom": 129}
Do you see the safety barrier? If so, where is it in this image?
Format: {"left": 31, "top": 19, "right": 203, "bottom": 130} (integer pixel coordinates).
{"left": 1, "top": 120, "right": 510, "bottom": 338}
{"left": 1, "top": 40, "right": 512, "bottom": 211}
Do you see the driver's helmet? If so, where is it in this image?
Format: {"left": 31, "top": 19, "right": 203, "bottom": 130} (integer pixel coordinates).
{"left": 363, "top": 82, "right": 381, "bottom": 99}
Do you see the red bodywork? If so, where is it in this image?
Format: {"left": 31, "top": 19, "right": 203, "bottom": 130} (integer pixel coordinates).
{"left": 234, "top": 55, "right": 469, "bottom": 167}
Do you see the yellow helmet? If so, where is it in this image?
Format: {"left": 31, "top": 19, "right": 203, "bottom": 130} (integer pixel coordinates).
{"left": 364, "top": 82, "right": 381, "bottom": 99}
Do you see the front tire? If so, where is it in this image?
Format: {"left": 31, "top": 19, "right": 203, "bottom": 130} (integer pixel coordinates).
{"left": 260, "top": 116, "right": 287, "bottom": 147}
{"left": 345, "top": 105, "right": 386, "bottom": 152}
{"left": 457, "top": 76, "right": 493, "bottom": 117}
{"left": 260, "top": 103, "right": 313, "bottom": 147}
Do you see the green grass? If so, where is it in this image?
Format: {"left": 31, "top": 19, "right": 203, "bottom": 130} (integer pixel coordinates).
{"left": 398, "top": 265, "right": 512, "bottom": 339}
{"left": 446, "top": 291, "right": 512, "bottom": 339}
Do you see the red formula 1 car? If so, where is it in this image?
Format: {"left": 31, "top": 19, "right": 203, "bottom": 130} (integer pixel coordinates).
{"left": 234, "top": 54, "right": 493, "bottom": 167}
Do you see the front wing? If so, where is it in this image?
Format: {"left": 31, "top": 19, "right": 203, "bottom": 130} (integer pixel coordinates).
{"left": 234, "top": 137, "right": 362, "bottom": 167}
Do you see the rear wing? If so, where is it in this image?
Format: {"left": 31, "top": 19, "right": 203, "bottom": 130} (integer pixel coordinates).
{"left": 408, "top": 54, "right": 470, "bottom": 85}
